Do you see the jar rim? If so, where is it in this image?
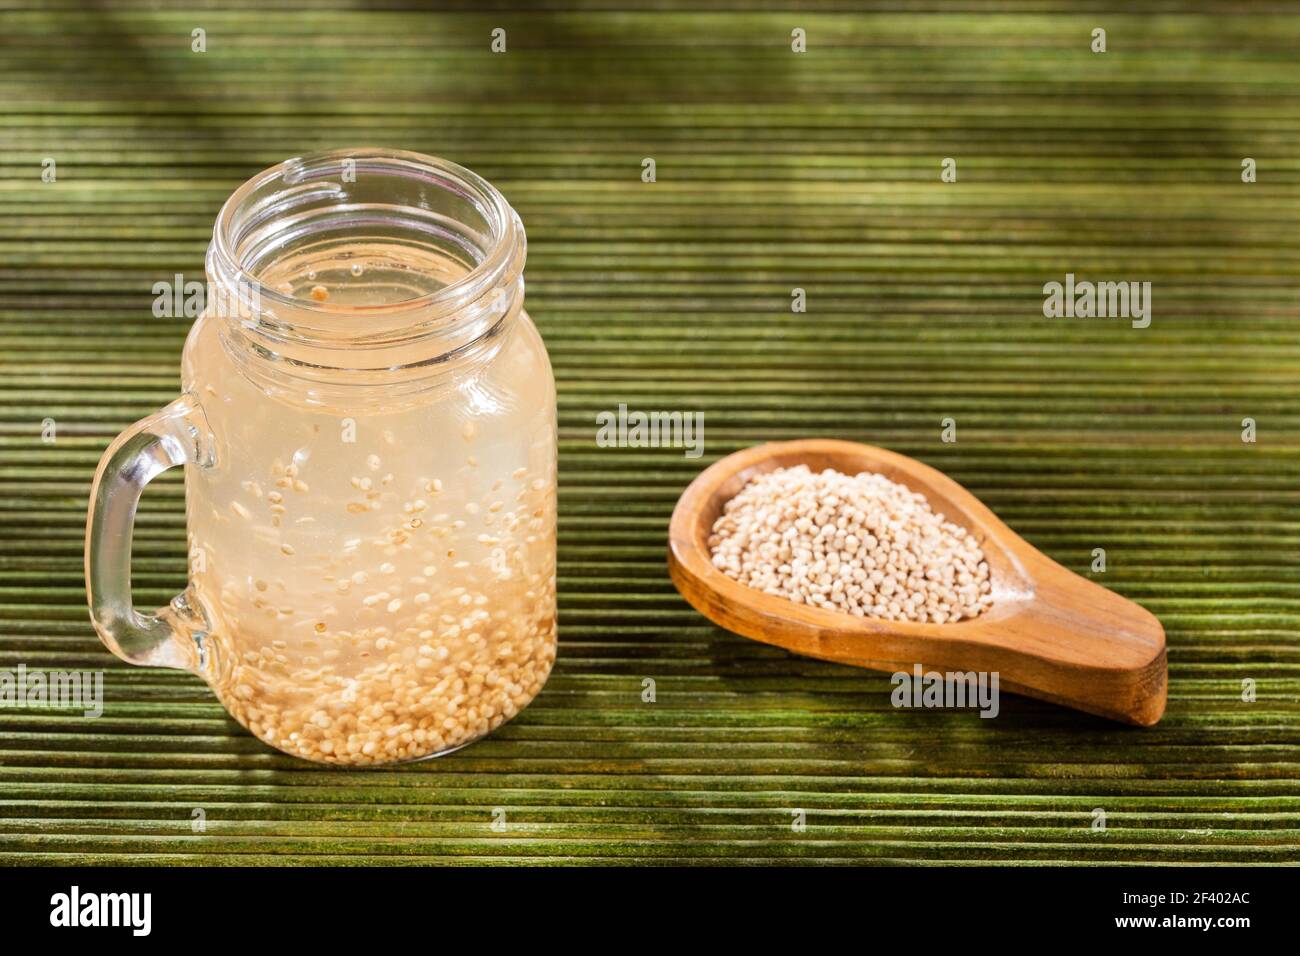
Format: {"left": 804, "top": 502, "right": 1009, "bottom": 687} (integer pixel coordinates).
{"left": 209, "top": 147, "right": 523, "bottom": 323}
{"left": 205, "top": 149, "right": 527, "bottom": 400}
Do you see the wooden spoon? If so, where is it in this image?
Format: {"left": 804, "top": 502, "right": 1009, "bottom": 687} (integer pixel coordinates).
{"left": 667, "top": 439, "right": 1167, "bottom": 725}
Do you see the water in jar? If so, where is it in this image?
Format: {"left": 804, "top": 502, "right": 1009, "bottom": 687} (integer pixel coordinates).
{"left": 181, "top": 244, "right": 557, "bottom": 764}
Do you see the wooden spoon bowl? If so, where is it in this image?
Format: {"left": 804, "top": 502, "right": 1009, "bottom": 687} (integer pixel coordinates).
{"left": 667, "top": 439, "right": 1167, "bottom": 725}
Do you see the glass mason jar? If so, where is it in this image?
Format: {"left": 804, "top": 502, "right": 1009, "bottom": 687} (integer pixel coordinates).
{"left": 86, "top": 149, "right": 558, "bottom": 765}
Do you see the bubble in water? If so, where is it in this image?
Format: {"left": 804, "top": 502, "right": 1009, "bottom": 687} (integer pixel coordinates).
{"left": 349, "top": 263, "right": 364, "bottom": 277}
{"left": 307, "top": 270, "right": 317, "bottom": 281}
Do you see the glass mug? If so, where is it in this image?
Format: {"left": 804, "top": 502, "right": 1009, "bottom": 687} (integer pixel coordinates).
{"left": 86, "top": 149, "right": 558, "bottom": 764}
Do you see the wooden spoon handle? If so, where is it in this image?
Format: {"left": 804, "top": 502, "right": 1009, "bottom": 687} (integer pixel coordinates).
{"left": 798, "top": 559, "right": 1165, "bottom": 726}
{"left": 962, "top": 556, "right": 1167, "bottom": 725}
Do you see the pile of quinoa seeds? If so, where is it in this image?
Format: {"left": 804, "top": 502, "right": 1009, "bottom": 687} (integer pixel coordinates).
{"left": 708, "top": 464, "right": 994, "bottom": 624}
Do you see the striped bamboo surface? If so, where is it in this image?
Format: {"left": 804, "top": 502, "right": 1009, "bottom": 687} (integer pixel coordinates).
{"left": 2, "top": 2, "right": 1299, "bottom": 865}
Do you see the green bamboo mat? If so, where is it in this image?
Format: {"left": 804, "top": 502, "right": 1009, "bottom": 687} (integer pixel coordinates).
{"left": 2, "top": 1, "right": 1299, "bottom": 866}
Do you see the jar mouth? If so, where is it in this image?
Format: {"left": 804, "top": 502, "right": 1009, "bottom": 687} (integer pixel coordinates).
{"left": 209, "top": 148, "right": 524, "bottom": 329}
{"left": 206, "top": 149, "right": 528, "bottom": 404}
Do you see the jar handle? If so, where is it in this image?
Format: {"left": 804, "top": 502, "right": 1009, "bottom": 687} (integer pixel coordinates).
{"left": 85, "top": 394, "right": 215, "bottom": 669}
